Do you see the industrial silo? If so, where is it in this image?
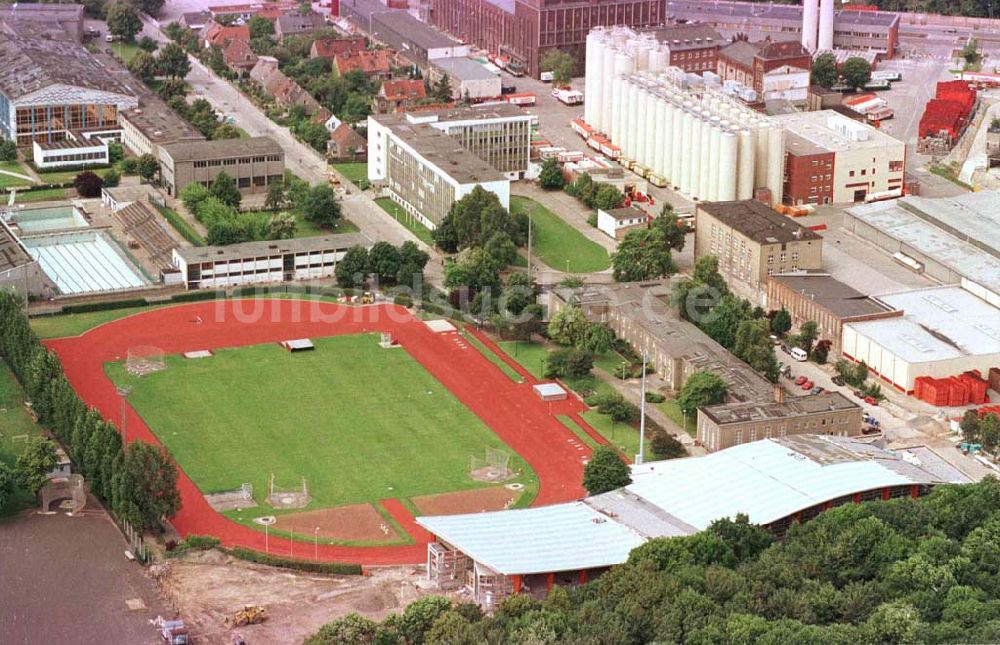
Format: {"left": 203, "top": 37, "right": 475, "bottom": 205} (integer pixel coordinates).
{"left": 738, "top": 129, "right": 756, "bottom": 200}
{"left": 707, "top": 120, "right": 722, "bottom": 202}
{"left": 718, "top": 132, "right": 739, "bottom": 201}
{"left": 698, "top": 119, "right": 712, "bottom": 201}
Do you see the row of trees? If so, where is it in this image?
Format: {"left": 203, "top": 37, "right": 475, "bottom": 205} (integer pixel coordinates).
{"left": 811, "top": 53, "right": 872, "bottom": 90}
{"left": 335, "top": 241, "right": 430, "bottom": 289}
{"left": 959, "top": 411, "right": 1000, "bottom": 456}
{"left": 0, "top": 292, "right": 180, "bottom": 527}
{"left": 565, "top": 173, "right": 625, "bottom": 212}
{"left": 307, "top": 477, "right": 1000, "bottom": 644}
{"left": 672, "top": 256, "right": 780, "bottom": 382}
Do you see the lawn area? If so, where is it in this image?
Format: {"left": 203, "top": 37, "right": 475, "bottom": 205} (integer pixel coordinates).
{"left": 582, "top": 410, "right": 651, "bottom": 462}
{"left": 284, "top": 210, "right": 360, "bottom": 238}
{"left": 462, "top": 330, "right": 524, "bottom": 383}
{"left": 332, "top": 162, "right": 368, "bottom": 184}
{"left": 105, "top": 335, "right": 538, "bottom": 527}
{"left": 498, "top": 340, "right": 549, "bottom": 379}
{"left": 658, "top": 399, "right": 695, "bottom": 436}
{"left": 12, "top": 188, "right": 69, "bottom": 203}
{"left": 0, "top": 364, "right": 46, "bottom": 517}
{"left": 110, "top": 41, "right": 145, "bottom": 64}
{"left": 375, "top": 197, "right": 434, "bottom": 246}
{"left": 30, "top": 305, "right": 166, "bottom": 339}
{"left": 0, "top": 161, "right": 34, "bottom": 188}
{"left": 36, "top": 167, "right": 108, "bottom": 184}
{"left": 556, "top": 414, "right": 600, "bottom": 450}
{"left": 510, "top": 196, "right": 610, "bottom": 273}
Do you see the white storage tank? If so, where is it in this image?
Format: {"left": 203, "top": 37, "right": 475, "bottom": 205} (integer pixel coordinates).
{"left": 670, "top": 102, "right": 683, "bottom": 188}
{"left": 654, "top": 99, "right": 668, "bottom": 178}
{"left": 698, "top": 119, "right": 712, "bottom": 201}
{"left": 718, "top": 132, "right": 739, "bottom": 201}
{"left": 679, "top": 108, "right": 694, "bottom": 194}
{"left": 767, "top": 126, "right": 785, "bottom": 206}
{"left": 610, "top": 76, "right": 623, "bottom": 143}
{"left": 600, "top": 45, "right": 616, "bottom": 132}
{"left": 707, "top": 122, "right": 722, "bottom": 201}
{"left": 635, "top": 87, "right": 648, "bottom": 166}
{"left": 737, "top": 129, "right": 756, "bottom": 200}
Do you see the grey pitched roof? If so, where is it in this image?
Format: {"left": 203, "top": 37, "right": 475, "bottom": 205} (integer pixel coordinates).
{"left": 0, "top": 35, "right": 135, "bottom": 101}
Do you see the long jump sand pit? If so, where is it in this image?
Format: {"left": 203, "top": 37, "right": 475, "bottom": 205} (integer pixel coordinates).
{"left": 413, "top": 487, "right": 521, "bottom": 516}
{"left": 274, "top": 504, "right": 401, "bottom": 543}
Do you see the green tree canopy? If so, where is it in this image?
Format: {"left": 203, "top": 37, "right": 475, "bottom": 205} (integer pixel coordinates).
{"left": 842, "top": 56, "right": 872, "bottom": 90}
{"left": 209, "top": 172, "right": 242, "bottom": 208}
{"left": 540, "top": 49, "right": 576, "bottom": 86}
{"left": 434, "top": 186, "right": 519, "bottom": 252}
{"left": 770, "top": 308, "right": 792, "bottom": 336}
{"left": 157, "top": 42, "right": 192, "bottom": 79}
{"left": 335, "top": 245, "right": 369, "bottom": 288}
{"left": 120, "top": 441, "right": 181, "bottom": 530}
{"left": 14, "top": 437, "right": 57, "bottom": 496}
{"left": 538, "top": 157, "right": 566, "bottom": 190}
{"left": 248, "top": 15, "right": 275, "bottom": 39}
{"left": 677, "top": 370, "right": 728, "bottom": 414}
{"left": 136, "top": 153, "right": 159, "bottom": 182}
{"left": 107, "top": 1, "right": 142, "bottom": 42}
{"left": 297, "top": 184, "right": 341, "bottom": 229}
{"left": 547, "top": 305, "right": 589, "bottom": 347}
{"left": 583, "top": 445, "right": 632, "bottom": 495}
{"left": 811, "top": 52, "right": 839, "bottom": 88}
{"left": 128, "top": 50, "right": 158, "bottom": 82}
{"left": 611, "top": 223, "right": 678, "bottom": 282}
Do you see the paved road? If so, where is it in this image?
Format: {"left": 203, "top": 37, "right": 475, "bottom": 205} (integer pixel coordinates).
{"left": 140, "top": 16, "right": 445, "bottom": 286}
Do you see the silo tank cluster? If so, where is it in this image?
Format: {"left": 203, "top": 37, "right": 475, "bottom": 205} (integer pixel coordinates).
{"left": 584, "top": 27, "right": 785, "bottom": 205}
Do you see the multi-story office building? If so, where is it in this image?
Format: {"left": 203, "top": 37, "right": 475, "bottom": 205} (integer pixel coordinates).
{"left": 419, "top": 104, "right": 532, "bottom": 177}
{"left": 697, "top": 392, "right": 862, "bottom": 452}
{"left": 158, "top": 137, "right": 285, "bottom": 197}
{"left": 694, "top": 200, "right": 823, "bottom": 300}
{"left": 367, "top": 115, "right": 510, "bottom": 229}
{"left": 0, "top": 35, "right": 137, "bottom": 146}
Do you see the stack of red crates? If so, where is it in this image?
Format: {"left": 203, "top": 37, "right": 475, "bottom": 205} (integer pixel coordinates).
{"left": 914, "top": 371, "right": 989, "bottom": 406}
{"left": 918, "top": 81, "right": 976, "bottom": 141}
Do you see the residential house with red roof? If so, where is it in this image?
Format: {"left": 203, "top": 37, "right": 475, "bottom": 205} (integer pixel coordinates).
{"left": 333, "top": 49, "right": 392, "bottom": 79}
{"left": 310, "top": 35, "right": 366, "bottom": 60}
{"left": 223, "top": 38, "right": 258, "bottom": 74}
{"left": 327, "top": 123, "right": 366, "bottom": 161}
{"left": 200, "top": 20, "right": 250, "bottom": 48}
{"left": 374, "top": 79, "right": 427, "bottom": 114}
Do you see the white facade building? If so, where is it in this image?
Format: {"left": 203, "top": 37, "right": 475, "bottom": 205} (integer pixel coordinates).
{"left": 596, "top": 206, "right": 648, "bottom": 240}
{"left": 841, "top": 286, "right": 1000, "bottom": 393}
{"left": 172, "top": 233, "right": 369, "bottom": 290}
{"left": 32, "top": 137, "right": 108, "bottom": 169}
{"left": 584, "top": 26, "right": 786, "bottom": 206}
{"left": 761, "top": 65, "right": 810, "bottom": 104}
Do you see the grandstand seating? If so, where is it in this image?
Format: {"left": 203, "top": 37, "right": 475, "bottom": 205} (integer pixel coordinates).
{"left": 114, "top": 202, "right": 179, "bottom": 269}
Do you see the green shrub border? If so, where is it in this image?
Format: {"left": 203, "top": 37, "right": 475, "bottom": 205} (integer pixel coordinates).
{"left": 152, "top": 202, "right": 206, "bottom": 247}
{"left": 225, "top": 547, "right": 363, "bottom": 575}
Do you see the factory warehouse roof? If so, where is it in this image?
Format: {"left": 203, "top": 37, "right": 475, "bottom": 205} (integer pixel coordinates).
{"left": 773, "top": 110, "right": 904, "bottom": 153}
{"left": 698, "top": 200, "right": 822, "bottom": 245}
{"left": 845, "top": 193, "right": 1000, "bottom": 298}
{"left": 858, "top": 286, "right": 1000, "bottom": 362}
{"left": 417, "top": 436, "right": 966, "bottom": 576}
{"left": 0, "top": 35, "right": 136, "bottom": 101}
{"left": 769, "top": 273, "right": 897, "bottom": 319}
{"left": 431, "top": 57, "right": 498, "bottom": 81}
{"left": 419, "top": 502, "right": 647, "bottom": 575}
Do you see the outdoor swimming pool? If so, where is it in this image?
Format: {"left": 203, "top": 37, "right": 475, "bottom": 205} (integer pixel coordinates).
{"left": 22, "top": 230, "right": 148, "bottom": 294}
{"left": 11, "top": 205, "right": 88, "bottom": 234}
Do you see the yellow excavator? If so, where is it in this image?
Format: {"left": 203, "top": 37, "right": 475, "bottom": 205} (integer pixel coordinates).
{"left": 224, "top": 605, "right": 267, "bottom": 628}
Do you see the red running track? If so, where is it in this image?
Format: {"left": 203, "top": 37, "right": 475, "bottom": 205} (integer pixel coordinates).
{"left": 46, "top": 300, "right": 592, "bottom": 565}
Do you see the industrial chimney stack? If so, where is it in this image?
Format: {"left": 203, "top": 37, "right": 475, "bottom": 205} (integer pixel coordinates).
{"left": 818, "top": 0, "right": 835, "bottom": 50}
{"left": 801, "top": 0, "right": 818, "bottom": 51}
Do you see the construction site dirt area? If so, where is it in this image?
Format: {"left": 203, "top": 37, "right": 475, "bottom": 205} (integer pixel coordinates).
{"left": 151, "top": 550, "right": 449, "bottom": 644}
{"left": 413, "top": 486, "right": 521, "bottom": 516}
{"left": 273, "top": 504, "right": 402, "bottom": 543}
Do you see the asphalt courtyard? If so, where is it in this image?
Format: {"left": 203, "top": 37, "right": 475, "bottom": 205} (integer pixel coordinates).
{"left": 0, "top": 507, "right": 168, "bottom": 644}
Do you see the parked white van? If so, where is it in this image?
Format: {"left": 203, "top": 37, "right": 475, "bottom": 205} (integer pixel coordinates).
{"left": 790, "top": 347, "right": 808, "bottom": 362}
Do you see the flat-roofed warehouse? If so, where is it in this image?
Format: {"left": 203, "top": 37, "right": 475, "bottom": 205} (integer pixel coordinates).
{"left": 841, "top": 285, "right": 1000, "bottom": 394}
{"left": 0, "top": 3, "right": 84, "bottom": 41}
{"left": 665, "top": 0, "right": 900, "bottom": 59}
{"left": 844, "top": 192, "right": 1000, "bottom": 305}
{"left": 158, "top": 137, "right": 284, "bottom": 197}
{"left": 119, "top": 83, "right": 206, "bottom": 158}
{"left": 418, "top": 435, "right": 967, "bottom": 607}
{"left": 428, "top": 57, "right": 502, "bottom": 102}
{"left": 765, "top": 272, "right": 902, "bottom": 354}
{"left": 697, "top": 391, "right": 863, "bottom": 452}
{"left": 172, "top": 233, "right": 370, "bottom": 289}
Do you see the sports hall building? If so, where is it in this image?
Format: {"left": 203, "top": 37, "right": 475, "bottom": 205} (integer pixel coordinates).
{"left": 418, "top": 435, "right": 967, "bottom": 609}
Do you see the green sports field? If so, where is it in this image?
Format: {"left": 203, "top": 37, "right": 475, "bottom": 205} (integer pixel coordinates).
{"left": 105, "top": 334, "right": 537, "bottom": 519}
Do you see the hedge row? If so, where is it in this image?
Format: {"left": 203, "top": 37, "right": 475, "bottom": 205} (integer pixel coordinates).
{"left": 152, "top": 202, "right": 206, "bottom": 247}
{"left": 226, "top": 547, "right": 363, "bottom": 575}
{"left": 62, "top": 298, "right": 148, "bottom": 314}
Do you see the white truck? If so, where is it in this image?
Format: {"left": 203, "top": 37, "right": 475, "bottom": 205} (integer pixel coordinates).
{"left": 551, "top": 88, "right": 584, "bottom": 105}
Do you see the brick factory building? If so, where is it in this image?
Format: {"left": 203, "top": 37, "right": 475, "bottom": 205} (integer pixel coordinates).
{"left": 717, "top": 39, "right": 812, "bottom": 100}
{"left": 640, "top": 23, "right": 723, "bottom": 74}
{"left": 764, "top": 272, "right": 902, "bottom": 355}
{"left": 429, "top": 0, "right": 666, "bottom": 78}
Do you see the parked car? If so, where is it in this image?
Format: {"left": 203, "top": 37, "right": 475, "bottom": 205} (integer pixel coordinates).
{"left": 795, "top": 375, "right": 808, "bottom": 386}
{"left": 801, "top": 380, "right": 815, "bottom": 390}
{"left": 769, "top": 334, "right": 781, "bottom": 346}
{"left": 811, "top": 386, "right": 825, "bottom": 395}
{"left": 853, "top": 390, "right": 866, "bottom": 399}
{"left": 780, "top": 344, "right": 791, "bottom": 355}
{"left": 864, "top": 396, "right": 879, "bottom": 406}
{"left": 832, "top": 375, "right": 845, "bottom": 386}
